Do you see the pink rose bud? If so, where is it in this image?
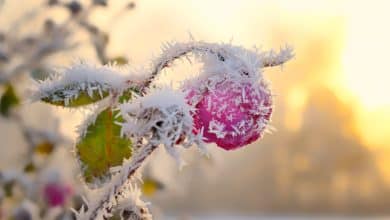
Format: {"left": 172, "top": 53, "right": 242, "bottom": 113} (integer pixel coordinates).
{"left": 186, "top": 80, "right": 272, "bottom": 150}
{"left": 43, "top": 182, "right": 72, "bottom": 207}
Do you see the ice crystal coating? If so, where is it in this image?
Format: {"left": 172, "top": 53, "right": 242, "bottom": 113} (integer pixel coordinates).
{"left": 120, "top": 87, "right": 204, "bottom": 163}
{"left": 143, "top": 41, "right": 293, "bottom": 93}
{"left": 74, "top": 144, "right": 154, "bottom": 220}
{"left": 31, "top": 62, "right": 127, "bottom": 107}
{"left": 170, "top": 41, "right": 286, "bottom": 150}
{"left": 186, "top": 78, "right": 272, "bottom": 150}
{"left": 30, "top": 39, "right": 293, "bottom": 219}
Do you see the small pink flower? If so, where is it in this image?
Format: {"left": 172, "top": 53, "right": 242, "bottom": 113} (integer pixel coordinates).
{"left": 43, "top": 182, "right": 72, "bottom": 207}
{"left": 186, "top": 79, "right": 272, "bottom": 150}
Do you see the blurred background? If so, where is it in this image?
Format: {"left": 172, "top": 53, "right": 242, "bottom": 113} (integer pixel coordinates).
{"left": 1, "top": 0, "right": 390, "bottom": 219}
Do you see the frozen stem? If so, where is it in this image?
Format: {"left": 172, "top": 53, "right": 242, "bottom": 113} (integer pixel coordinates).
{"left": 143, "top": 41, "right": 225, "bottom": 89}
{"left": 68, "top": 40, "right": 293, "bottom": 220}
{"left": 261, "top": 46, "right": 294, "bottom": 68}
{"left": 142, "top": 41, "right": 293, "bottom": 89}
{"left": 80, "top": 143, "right": 157, "bottom": 220}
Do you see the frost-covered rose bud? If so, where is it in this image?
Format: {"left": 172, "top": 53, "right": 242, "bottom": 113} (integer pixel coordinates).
{"left": 43, "top": 182, "right": 72, "bottom": 207}
{"left": 186, "top": 79, "right": 272, "bottom": 150}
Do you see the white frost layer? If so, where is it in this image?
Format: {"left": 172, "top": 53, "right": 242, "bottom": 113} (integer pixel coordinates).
{"left": 120, "top": 87, "right": 205, "bottom": 165}
{"left": 74, "top": 146, "right": 153, "bottom": 220}
{"left": 30, "top": 62, "right": 128, "bottom": 103}
{"left": 154, "top": 41, "right": 293, "bottom": 86}
{"left": 134, "top": 87, "right": 192, "bottom": 110}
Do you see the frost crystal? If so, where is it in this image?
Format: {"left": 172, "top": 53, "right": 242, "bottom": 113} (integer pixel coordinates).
{"left": 120, "top": 87, "right": 204, "bottom": 164}
{"left": 186, "top": 79, "right": 273, "bottom": 150}
{"left": 31, "top": 62, "right": 127, "bottom": 106}
{"left": 32, "top": 39, "right": 293, "bottom": 219}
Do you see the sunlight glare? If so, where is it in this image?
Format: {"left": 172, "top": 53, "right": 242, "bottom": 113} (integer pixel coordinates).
{"left": 342, "top": 1, "right": 390, "bottom": 109}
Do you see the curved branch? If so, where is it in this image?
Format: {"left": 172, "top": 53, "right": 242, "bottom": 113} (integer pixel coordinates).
{"left": 143, "top": 42, "right": 225, "bottom": 89}
{"left": 142, "top": 41, "right": 293, "bottom": 90}
{"left": 81, "top": 41, "right": 293, "bottom": 219}
{"left": 81, "top": 143, "right": 157, "bottom": 220}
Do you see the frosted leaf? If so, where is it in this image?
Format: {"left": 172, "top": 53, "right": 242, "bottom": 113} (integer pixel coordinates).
{"left": 31, "top": 62, "right": 127, "bottom": 107}
{"left": 75, "top": 107, "right": 132, "bottom": 188}
{"left": 36, "top": 39, "right": 293, "bottom": 219}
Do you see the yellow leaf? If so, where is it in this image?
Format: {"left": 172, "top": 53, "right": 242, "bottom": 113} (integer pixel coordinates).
{"left": 142, "top": 178, "right": 164, "bottom": 196}
{"left": 35, "top": 141, "right": 54, "bottom": 155}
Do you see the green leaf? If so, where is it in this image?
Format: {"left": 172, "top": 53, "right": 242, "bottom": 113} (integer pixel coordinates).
{"left": 3, "top": 181, "right": 14, "bottom": 197}
{"left": 23, "top": 162, "right": 36, "bottom": 173}
{"left": 41, "top": 84, "right": 110, "bottom": 107}
{"left": 76, "top": 107, "right": 132, "bottom": 185}
{"left": 109, "top": 56, "right": 128, "bottom": 66}
{"left": 0, "top": 84, "right": 20, "bottom": 116}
